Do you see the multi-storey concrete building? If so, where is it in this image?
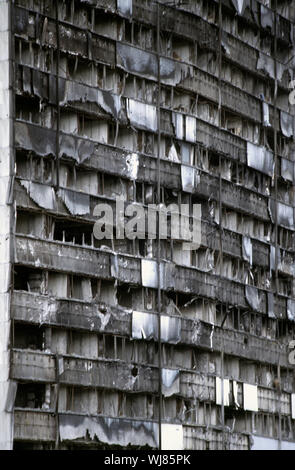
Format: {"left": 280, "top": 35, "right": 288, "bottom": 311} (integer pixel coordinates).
{"left": 1, "top": 0, "right": 295, "bottom": 450}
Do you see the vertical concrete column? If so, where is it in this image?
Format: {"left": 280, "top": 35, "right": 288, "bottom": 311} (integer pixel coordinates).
{"left": 0, "top": 0, "right": 14, "bottom": 450}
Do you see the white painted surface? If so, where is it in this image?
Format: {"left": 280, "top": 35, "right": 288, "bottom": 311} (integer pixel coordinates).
{"left": 243, "top": 384, "right": 258, "bottom": 412}
{"left": 161, "top": 424, "right": 183, "bottom": 450}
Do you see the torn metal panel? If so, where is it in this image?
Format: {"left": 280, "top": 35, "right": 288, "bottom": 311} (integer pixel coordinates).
{"left": 111, "top": 254, "right": 119, "bottom": 278}
{"left": 181, "top": 165, "right": 195, "bottom": 193}
{"left": 280, "top": 111, "right": 294, "bottom": 138}
{"left": 168, "top": 144, "right": 180, "bottom": 163}
{"left": 59, "top": 414, "right": 158, "bottom": 448}
{"left": 281, "top": 158, "right": 294, "bottom": 182}
{"left": 161, "top": 424, "right": 183, "bottom": 451}
{"left": 162, "top": 369, "right": 180, "bottom": 397}
{"left": 185, "top": 116, "right": 197, "bottom": 143}
{"left": 267, "top": 292, "right": 276, "bottom": 319}
{"left": 181, "top": 143, "right": 193, "bottom": 165}
{"left": 32, "top": 69, "right": 46, "bottom": 100}
{"left": 242, "top": 236, "right": 252, "bottom": 266}
{"left": 141, "top": 259, "right": 174, "bottom": 289}
{"left": 126, "top": 153, "right": 139, "bottom": 179}
{"left": 160, "top": 57, "right": 193, "bottom": 86}
{"left": 58, "top": 188, "right": 90, "bottom": 215}
{"left": 231, "top": 0, "right": 249, "bottom": 16}
{"left": 233, "top": 380, "right": 239, "bottom": 409}
{"left": 260, "top": 4, "right": 274, "bottom": 31}
{"left": 216, "top": 377, "right": 230, "bottom": 406}
{"left": 131, "top": 311, "right": 181, "bottom": 344}
{"left": 243, "top": 384, "right": 258, "bottom": 412}
{"left": 245, "top": 285, "right": 261, "bottom": 312}
{"left": 4, "top": 381, "right": 17, "bottom": 412}
{"left": 132, "top": 311, "right": 158, "bottom": 341}
{"left": 262, "top": 102, "right": 271, "bottom": 127}
{"left": 161, "top": 315, "right": 181, "bottom": 344}
{"left": 287, "top": 299, "right": 295, "bottom": 322}
{"left": 270, "top": 245, "right": 281, "bottom": 272}
{"left": 141, "top": 259, "right": 161, "bottom": 289}
{"left": 221, "top": 31, "right": 230, "bottom": 55}
{"left": 59, "top": 133, "right": 95, "bottom": 164}
{"left": 60, "top": 80, "right": 121, "bottom": 119}
{"left": 117, "top": 43, "right": 158, "bottom": 81}
{"left": 269, "top": 199, "right": 295, "bottom": 229}
{"left": 127, "top": 99, "right": 157, "bottom": 132}
{"left": 20, "top": 181, "right": 57, "bottom": 211}
{"left": 117, "top": 0, "right": 132, "bottom": 17}
{"left": 15, "top": 121, "right": 56, "bottom": 157}
{"left": 58, "top": 357, "right": 64, "bottom": 376}
{"left": 257, "top": 53, "right": 275, "bottom": 80}
{"left": 172, "top": 113, "right": 184, "bottom": 140}
{"left": 247, "top": 142, "right": 274, "bottom": 177}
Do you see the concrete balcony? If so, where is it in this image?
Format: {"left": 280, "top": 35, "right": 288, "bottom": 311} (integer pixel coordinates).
{"left": 11, "top": 292, "right": 289, "bottom": 367}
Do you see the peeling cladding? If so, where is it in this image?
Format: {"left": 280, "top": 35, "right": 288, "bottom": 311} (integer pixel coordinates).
{"left": 125, "top": 153, "right": 139, "bottom": 180}
{"left": 20, "top": 181, "right": 57, "bottom": 211}
{"left": 231, "top": 0, "right": 249, "bottom": 16}
{"left": 59, "top": 414, "right": 158, "bottom": 448}
{"left": 15, "top": 121, "right": 56, "bottom": 157}
{"left": 247, "top": 142, "right": 274, "bottom": 177}
{"left": 245, "top": 285, "right": 261, "bottom": 312}
{"left": 281, "top": 158, "right": 294, "bottom": 182}
{"left": 132, "top": 311, "right": 181, "bottom": 344}
{"left": 117, "top": 43, "right": 158, "bottom": 81}
{"left": 127, "top": 99, "right": 157, "bottom": 132}
{"left": 260, "top": 5, "right": 274, "bottom": 31}
{"left": 269, "top": 199, "right": 295, "bottom": 229}
{"left": 60, "top": 80, "right": 121, "bottom": 119}
{"left": 59, "top": 134, "right": 95, "bottom": 163}
{"left": 58, "top": 189, "right": 90, "bottom": 215}
{"left": 141, "top": 259, "right": 175, "bottom": 290}
{"left": 257, "top": 53, "right": 285, "bottom": 81}
{"left": 280, "top": 111, "right": 294, "bottom": 138}
{"left": 181, "top": 165, "right": 200, "bottom": 193}
{"left": 262, "top": 101, "right": 271, "bottom": 127}
{"left": 242, "top": 236, "right": 252, "bottom": 266}
{"left": 287, "top": 299, "right": 295, "bottom": 322}
{"left": 117, "top": 0, "right": 132, "bottom": 17}
{"left": 267, "top": 292, "right": 276, "bottom": 319}
{"left": 161, "top": 369, "right": 180, "bottom": 397}
{"left": 117, "top": 43, "right": 192, "bottom": 86}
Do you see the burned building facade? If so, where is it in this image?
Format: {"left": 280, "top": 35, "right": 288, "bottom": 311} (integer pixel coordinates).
{"left": 1, "top": 0, "right": 295, "bottom": 450}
